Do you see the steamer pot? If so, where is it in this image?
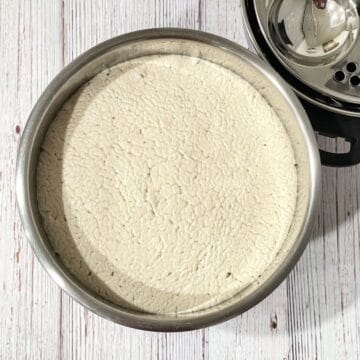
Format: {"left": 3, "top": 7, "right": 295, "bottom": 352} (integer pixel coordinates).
{"left": 16, "top": 29, "right": 321, "bottom": 331}
{"left": 242, "top": 0, "right": 360, "bottom": 166}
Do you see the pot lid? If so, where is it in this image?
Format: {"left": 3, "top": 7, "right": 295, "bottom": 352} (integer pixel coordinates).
{"left": 249, "top": 0, "right": 360, "bottom": 106}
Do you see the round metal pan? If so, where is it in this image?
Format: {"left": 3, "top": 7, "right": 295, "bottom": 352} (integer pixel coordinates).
{"left": 16, "top": 28, "right": 321, "bottom": 331}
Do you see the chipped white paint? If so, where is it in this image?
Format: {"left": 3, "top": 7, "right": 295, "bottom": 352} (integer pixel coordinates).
{"left": 0, "top": 0, "right": 359, "bottom": 359}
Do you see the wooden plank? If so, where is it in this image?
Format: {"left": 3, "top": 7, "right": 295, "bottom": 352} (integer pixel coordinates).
{"left": 0, "top": 0, "right": 64, "bottom": 359}
{"left": 59, "top": 1, "right": 205, "bottom": 360}
{"left": 202, "top": 1, "right": 290, "bottom": 360}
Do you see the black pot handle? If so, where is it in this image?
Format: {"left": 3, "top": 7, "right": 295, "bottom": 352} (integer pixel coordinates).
{"left": 301, "top": 100, "right": 360, "bottom": 167}
{"left": 319, "top": 141, "right": 360, "bottom": 167}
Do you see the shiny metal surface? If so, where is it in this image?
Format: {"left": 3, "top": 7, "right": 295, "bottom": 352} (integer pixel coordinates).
{"left": 252, "top": 0, "right": 360, "bottom": 105}
{"left": 16, "top": 29, "right": 321, "bottom": 331}
{"left": 269, "top": 0, "right": 359, "bottom": 65}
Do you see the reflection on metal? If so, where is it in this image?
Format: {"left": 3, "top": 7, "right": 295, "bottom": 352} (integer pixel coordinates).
{"left": 268, "top": 0, "right": 359, "bottom": 65}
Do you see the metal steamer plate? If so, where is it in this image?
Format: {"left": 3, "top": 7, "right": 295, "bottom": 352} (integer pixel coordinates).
{"left": 253, "top": 0, "right": 360, "bottom": 105}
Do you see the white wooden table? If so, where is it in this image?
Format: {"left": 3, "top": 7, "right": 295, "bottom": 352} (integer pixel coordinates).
{"left": 1, "top": 1, "right": 360, "bottom": 359}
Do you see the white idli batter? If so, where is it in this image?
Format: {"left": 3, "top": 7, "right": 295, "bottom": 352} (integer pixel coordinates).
{"left": 37, "top": 55, "right": 297, "bottom": 314}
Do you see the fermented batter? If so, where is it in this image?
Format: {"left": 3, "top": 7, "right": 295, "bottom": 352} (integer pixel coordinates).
{"left": 37, "top": 55, "right": 297, "bottom": 314}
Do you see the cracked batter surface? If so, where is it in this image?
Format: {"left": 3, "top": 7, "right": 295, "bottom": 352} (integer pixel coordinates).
{"left": 37, "top": 55, "right": 297, "bottom": 314}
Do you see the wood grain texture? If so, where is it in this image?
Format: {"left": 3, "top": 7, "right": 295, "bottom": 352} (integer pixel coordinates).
{"left": 0, "top": 0, "right": 359, "bottom": 359}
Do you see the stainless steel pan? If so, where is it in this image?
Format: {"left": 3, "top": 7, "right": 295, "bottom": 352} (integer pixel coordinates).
{"left": 16, "top": 29, "right": 321, "bottom": 331}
